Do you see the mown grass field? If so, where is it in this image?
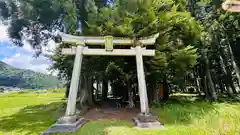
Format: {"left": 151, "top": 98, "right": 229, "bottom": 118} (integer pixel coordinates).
{"left": 0, "top": 90, "right": 240, "bottom": 135}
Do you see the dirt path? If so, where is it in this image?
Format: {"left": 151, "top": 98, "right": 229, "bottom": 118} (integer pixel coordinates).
{"left": 83, "top": 108, "right": 139, "bottom": 121}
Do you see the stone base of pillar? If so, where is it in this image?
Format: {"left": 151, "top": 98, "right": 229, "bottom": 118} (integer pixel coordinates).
{"left": 132, "top": 113, "right": 164, "bottom": 129}
{"left": 41, "top": 116, "right": 86, "bottom": 135}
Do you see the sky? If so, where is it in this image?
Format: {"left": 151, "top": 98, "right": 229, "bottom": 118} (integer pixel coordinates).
{"left": 0, "top": 24, "right": 57, "bottom": 75}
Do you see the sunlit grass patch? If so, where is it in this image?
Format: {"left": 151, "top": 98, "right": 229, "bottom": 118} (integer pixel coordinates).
{"left": 152, "top": 94, "right": 240, "bottom": 135}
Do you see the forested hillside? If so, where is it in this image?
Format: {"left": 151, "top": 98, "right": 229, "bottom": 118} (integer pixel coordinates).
{"left": 0, "top": 61, "right": 63, "bottom": 89}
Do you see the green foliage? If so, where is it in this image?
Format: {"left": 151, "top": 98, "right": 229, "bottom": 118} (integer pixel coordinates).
{"left": 77, "top": 0, "right": 201, "bottom": 89}
{"left": 1, "top": 0, "right": 203, "bottom": 98}
{"left": 4, "top": 0, "right": 240, "bottom": 100}
{"left": 0, "top": 61, "right": 63, "bottom": 89}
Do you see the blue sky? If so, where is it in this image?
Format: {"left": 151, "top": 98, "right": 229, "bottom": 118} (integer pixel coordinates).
{"left": 0, "top": 24, "right": 56, "bottom": 75}
{"left": 0, "top": 42, "right": 17, "bottom": 59}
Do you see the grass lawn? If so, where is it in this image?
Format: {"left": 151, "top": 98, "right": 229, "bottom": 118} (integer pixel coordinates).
{"left": 0, "top": 91, "right": 240, "bottom": 135}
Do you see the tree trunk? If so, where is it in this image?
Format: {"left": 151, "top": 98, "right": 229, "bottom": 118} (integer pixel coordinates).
{"left": 220, "top": 44, "right": 238, "bottom": 94}
{"left": 219, "top": 55, "right": 234, "bottom": 96}
{"left": 162, "top": 76, "right": 169, "bottom": 100}
{"left": 147, "top": 84, "right": 153, "bottom": 104}
{"left": 219, "top": 78, "right": 226, "bottom": 93}
{"left": 226, "top": 65, "right": 237, "bottom": 94}
{"left": 92, "top": 78, "right": 97, "bottom": 104}
{"left": 203, "top": 76, "right": 210, "bottom": 100}
{"left": 102, "top": 77, "right": 108, "bottom": 101}
{"left": 133, "top": 84, "right": 138, "bottom": 107}
{"left": 65, "top": 82, "right": 70, "bottom": 98}
{"left": 77, "top": 75, "right": 88, "bottom": 109}
{"left": 187, "top": 0, "right": 195, "bottom": 17}
{"left": 96, "top": 78, "right": 100, "bottom": 100}
{"left": 198, "top": 64, "right": 207, "bottom": 97}
{"left": 74, "top": 0, "right": 87, "bottom": 34}
{"left": 195, "top": 75, "right": 202, "bottom": 95}
{"left": 76, "top": 74, "right": 95, "bottom": 109}
{"left": 126, "top": 80, "right": 135, "bottom": 108}
{"left": 206, "top": 69, "right": 217, "bottom": 100}
{"left": 152, "top": 82, "right": 160, "bottom": 104}
{"left": 228, "top": 43, "right": 240, "bottom": 92}
{"left": 159, "top": 84, "right": 164, "bottom": 100}
{"left": 204, "top": 55, "right": 217, "bottom": 100}
{"left": 87, "top": 76, "right": 95, "bottom": 106}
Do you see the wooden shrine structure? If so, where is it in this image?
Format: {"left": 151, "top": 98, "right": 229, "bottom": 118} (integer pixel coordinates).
{"left": 41, "top": 32, "right": 164, "bottom": 134}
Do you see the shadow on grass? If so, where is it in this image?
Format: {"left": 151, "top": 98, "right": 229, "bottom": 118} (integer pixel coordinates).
{"left": 0, "top": 101, "right": 133, "bottom": 135}
{"left": 0, "top": 102, "right": 66, "bottom": 135}
{"left": 152, "top": 94, "right": 220, "bottom": 125}
{"left": 217, "top": 93, "right": 240, "bottom": 103}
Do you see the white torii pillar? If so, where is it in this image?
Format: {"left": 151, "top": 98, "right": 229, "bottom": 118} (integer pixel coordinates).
{"left": 135, "top": 46, "right": 149, "bottom": 114}
{"left": 65, "top": 45, "right": 84, "bottom": 117}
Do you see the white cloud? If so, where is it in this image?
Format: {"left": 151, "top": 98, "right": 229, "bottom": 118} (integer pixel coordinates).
{"left": 2, "top": 51, "right": 53, "bottom": 74}
{"left": 0, "top": 24, "right": 9, "bottom": 41}
{"left": 0, "top": 24, "right": 60, "bottom": 75}
{"left": 22, "top": 40, "right": 34, "bottom": 53}
{"left": 0, "top": 24, "right": 59, "bottom": 54}
{"left": 42, "top": 40, "right": 59, "bottom": 55}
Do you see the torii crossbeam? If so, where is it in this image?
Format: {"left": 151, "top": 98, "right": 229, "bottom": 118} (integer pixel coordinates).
{"left": 41, "top": 33, "right": 163, "bottom": 135}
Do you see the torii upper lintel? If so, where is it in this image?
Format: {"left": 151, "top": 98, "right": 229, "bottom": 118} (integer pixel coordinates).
{"left": 59, "top": 32, "right": 160, "bottom": 46}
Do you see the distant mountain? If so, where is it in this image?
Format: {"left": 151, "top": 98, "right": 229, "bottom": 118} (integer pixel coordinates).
{"left": 0, "top": 61, "right": 64, "bottom": 89}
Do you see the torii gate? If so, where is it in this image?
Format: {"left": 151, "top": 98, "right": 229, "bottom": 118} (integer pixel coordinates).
{"left": 42, "top": 33, "right": 163, "bottom": 134}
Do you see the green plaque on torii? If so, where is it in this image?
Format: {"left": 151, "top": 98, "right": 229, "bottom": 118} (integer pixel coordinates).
{"left": 104, "top": 36, "right": 113, "bottom": 51}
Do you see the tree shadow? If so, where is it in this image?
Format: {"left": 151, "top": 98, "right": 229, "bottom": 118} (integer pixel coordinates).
{"left": 0, "top": 102, "right": 66, "bottom": 135}
{"left": 217, "top": 93, "right": 240, "bottom": 103}
{"left": 0, "top": 101, "right": 133, "bottom": 135}
{"left": 152, "top": 94, "right": 220, "bottom": 125}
